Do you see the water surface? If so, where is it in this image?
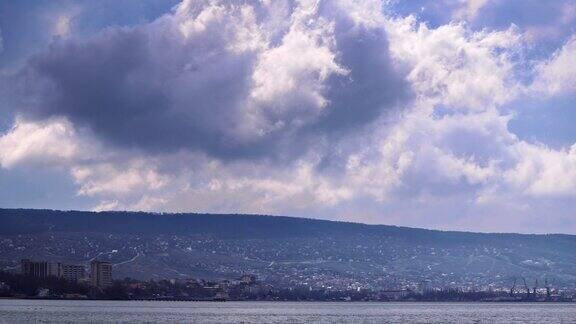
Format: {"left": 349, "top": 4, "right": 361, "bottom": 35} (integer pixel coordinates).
{"left": 0, "top": 300, "right": 575, "bottom": 323}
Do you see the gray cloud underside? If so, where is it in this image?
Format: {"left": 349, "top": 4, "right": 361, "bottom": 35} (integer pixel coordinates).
{"left": 14, "top": 0, "right": 408, "bottom": 161}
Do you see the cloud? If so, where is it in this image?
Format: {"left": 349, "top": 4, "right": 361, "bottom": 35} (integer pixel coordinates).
{"left": 532, "top": 36, "right": 576, "bottom": 96}
{"left": 468, "top": 0, "right": 576, "bottom": 42}
{"left": 53, "top": 14, "right": 73, "bottom": 38}
{"left": 0, "top": 0, "right": 180, "bottom": 69}
{"left": 0, "top": 117, "right": 81, "bottom": 168}
{"left": 0, "top": 117, "right": 176, "bottom": 209}
{"left": 504, "top": 142, "right": 576, "bottom": 197}
{"left": 452, "top": 0, "right": 489, "bottom": 21}
{"left": 385, "top": 16, "right": 521, "bottom": 111}
{"left": 12, "top": 0, "right": 408, "bottom": 162}
{"left": 3, "top": 0, "right": 576, "bottom": 233}
{"left": 386, "top": 0, "right": 576, "bottom": 45}
{"left": 72, "top": 160, "right": 170, "bottom": 197}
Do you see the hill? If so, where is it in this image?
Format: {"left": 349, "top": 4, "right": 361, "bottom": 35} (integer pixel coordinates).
{"left": 0, "top": 208, "right": 575, "bottom": 291}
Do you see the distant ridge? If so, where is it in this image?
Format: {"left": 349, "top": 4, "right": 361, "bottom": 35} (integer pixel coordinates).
{"left": 0, "top": 208, "right": 572, "bottom": 239}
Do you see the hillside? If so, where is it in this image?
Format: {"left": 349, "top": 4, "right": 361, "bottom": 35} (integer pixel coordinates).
{"left": 1, "top": 208, "right": 575, "bottom": 291}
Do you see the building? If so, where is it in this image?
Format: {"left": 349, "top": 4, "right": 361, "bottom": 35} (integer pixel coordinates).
{"left": 21, "top": 259, "right": 58, "bottom": 278}
{"left": 21, "top": 259, "right": 45, "bottom": 277}
{"left": 20, "top": 259, "right": 86, "bottom": 282}
{"left": 61, "top": 264, "right": 86, "bottom": 282}
{"left": 90, "top": 260, "right": 113, "bottom": 288}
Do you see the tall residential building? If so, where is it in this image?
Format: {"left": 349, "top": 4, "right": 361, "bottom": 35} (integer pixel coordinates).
{"left": 21, "top": 259, "right": 50, "bottom": 278}
{"left": 20, "top": 259, "right": 86, "bottom": 282}
{"left": 60, "top": 264, "right": 86, "bottom": 282}
{"left": 21, "top": 259, "right": 59, "bottom": 278}
{"left": 90, "top": 260, "right": 113, "bottom": 288}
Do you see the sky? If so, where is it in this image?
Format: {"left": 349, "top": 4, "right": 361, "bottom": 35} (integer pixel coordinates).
{"left": 1, "top": 0, "right": 576, "bottom": 234}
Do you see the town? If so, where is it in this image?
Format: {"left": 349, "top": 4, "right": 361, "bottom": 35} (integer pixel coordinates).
{"left": 0, "top": 258, "right": 574, "bottom": 302}
{"left": 1, "top": 210, "right": 576, "bottom": 303}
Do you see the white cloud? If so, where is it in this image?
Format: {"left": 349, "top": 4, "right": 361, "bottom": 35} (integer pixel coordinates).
{"left": 92, "top": 200, "right": 120, "bottom": 212}
{"left": 54, "top": 15, "right": 72, "bottom": 38}
{"left": 532, "top": 36, "right": 576, "bottom": 95}
{"left": 72, "top": 161, "right": 170, "bottom": 197}
{"left": 0, "top": 117, "right": 80, "bottom": 168}
{"left": 452, "top": 0, "right": 490, "bottom": 21}
{"left": 0, "top": 117, "right": 172, "bottom": 210}
{"left": 385, "top": 16, "right": 521, "bottom": 111}
{"left": 249, "top": 2, "right": 347, "bottom": 131}
{"left": 504, "top": 142, "right": 576, "bottom": 197}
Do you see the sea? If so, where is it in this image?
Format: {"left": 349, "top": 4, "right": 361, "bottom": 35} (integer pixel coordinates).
{"left": 0, "top": 300, "right": 575, "bottom": 323}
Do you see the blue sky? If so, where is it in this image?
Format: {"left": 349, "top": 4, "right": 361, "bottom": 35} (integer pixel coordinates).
{"left": 1, "top": 0, "right": 576, "bottom": 233}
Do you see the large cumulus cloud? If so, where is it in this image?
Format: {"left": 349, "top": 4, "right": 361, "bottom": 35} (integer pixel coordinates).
{"left": 12, "top": 0, "right": 408, "bottom": 161}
